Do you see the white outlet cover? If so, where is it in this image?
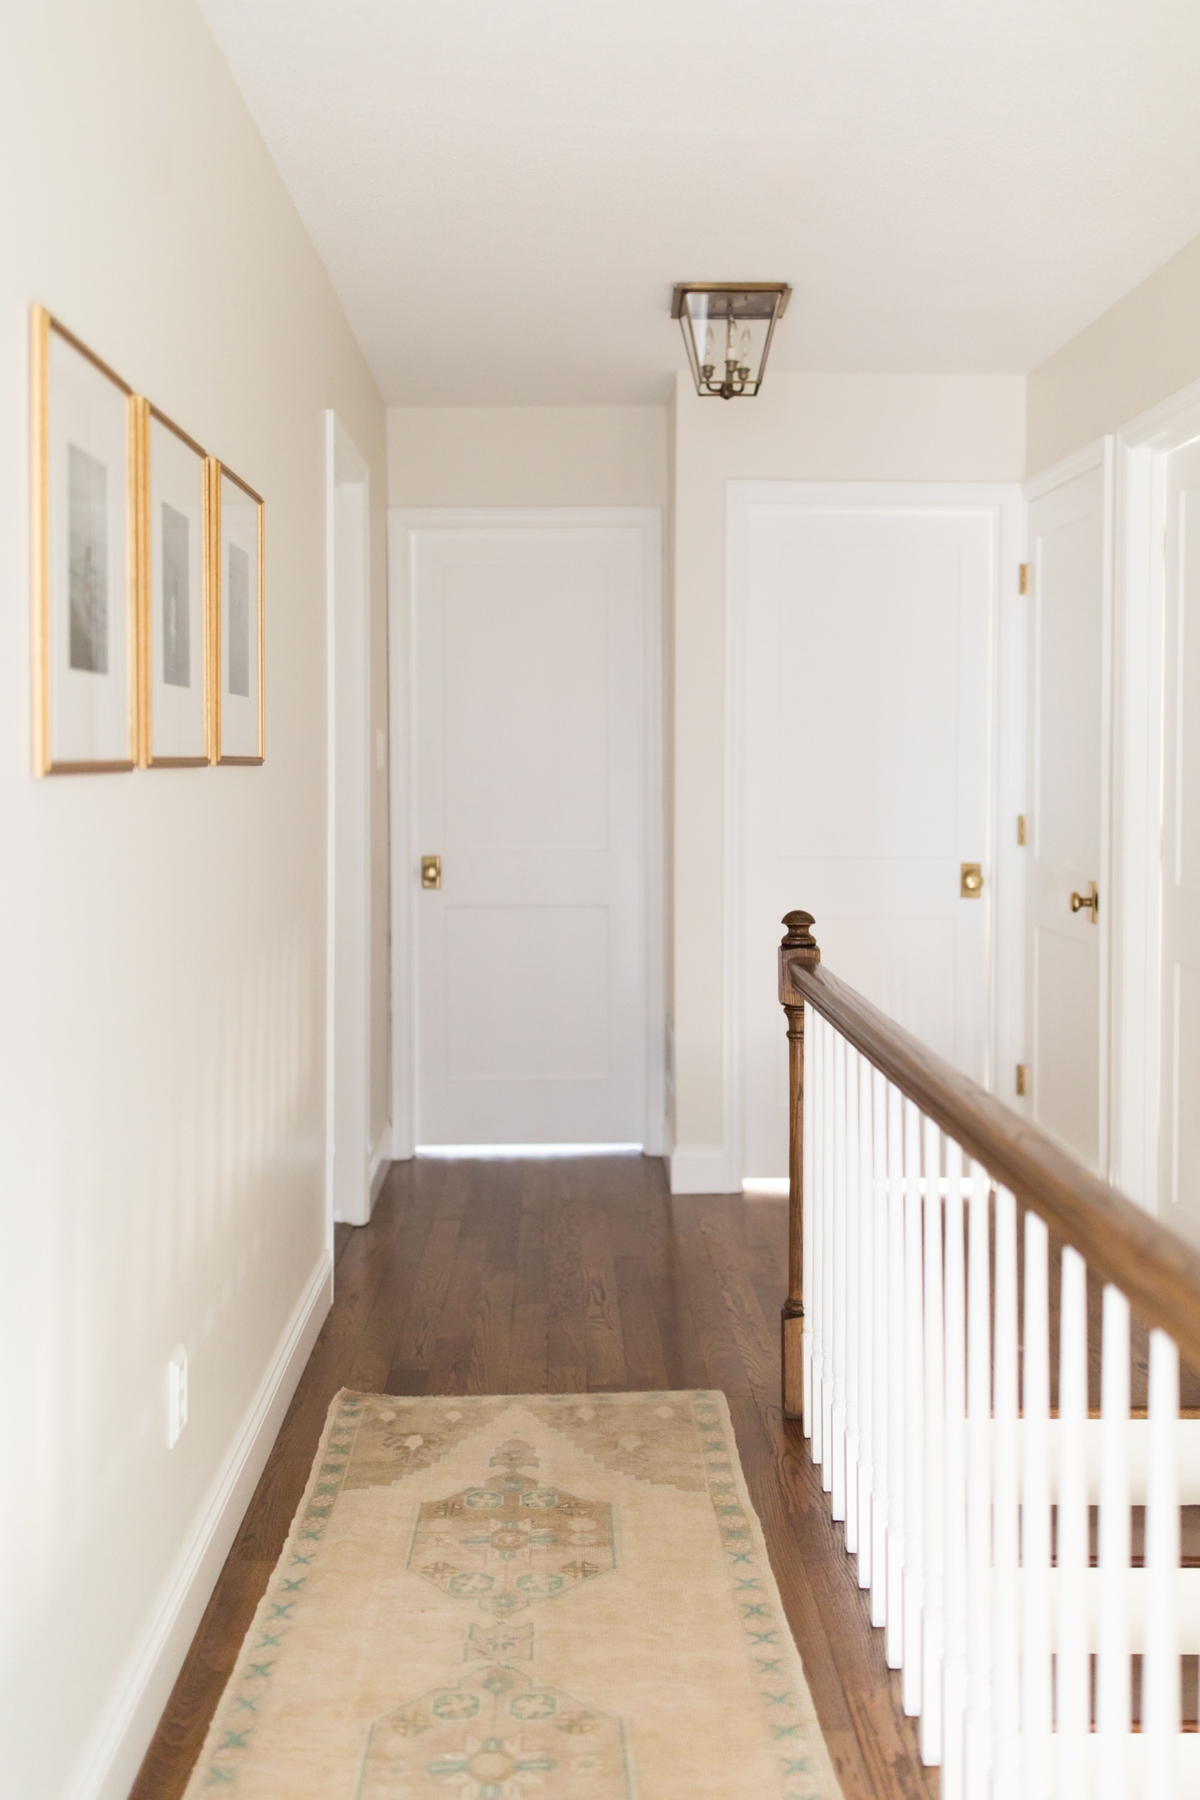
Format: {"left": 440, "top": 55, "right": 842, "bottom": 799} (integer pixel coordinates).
{"left": 168, "top": 1345, "right": 188, "bottom": 1447}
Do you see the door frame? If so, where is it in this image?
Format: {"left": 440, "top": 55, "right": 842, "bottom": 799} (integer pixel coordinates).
{"left": 325, "top": 413, "right": 386, "bottom": 1231}
{"left": 1022, "top": 439, "right": 1115, "bottom": 1175}
{"left": 388, "top": 505, "right": 665, "bottom": 1157}
{"left": 724, "top": 479, "right": 1026, "bottom": 1192}
{"left": 1111, "top": 378, "right": 1200, "bottom": 1210}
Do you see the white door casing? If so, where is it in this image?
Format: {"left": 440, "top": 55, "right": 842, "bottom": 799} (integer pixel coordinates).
{"left": 326, "top": 413, "right": 384, "bottom": 1230}
{"left": 729, "top": 481, "right": 1024, "bottom": 1188}
{"left": 1159, "top": 436, "right": 1200, "bottom": 1239}
{"left": 390, "top": 508, "right": 663, "bottom": 1151}
{"left": 1023, "top": 445, "right": 1112, "bottom": 1174}
{"left": 1111, "top": 379, "right": 1200, "bottom": 1213}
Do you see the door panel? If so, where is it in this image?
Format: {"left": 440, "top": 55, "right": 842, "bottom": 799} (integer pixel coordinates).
{"left": 739, "top": 493, "right": 995, "bottom": 1182}
{"left": 1033, "top": 925, "right": 1099, "bottom": 1167}
{"left": 412, "top": 525, "right": 647, "bottom": 1145}
{"left": 1025, "top": 461, "right": 1106, "bottom": 1171}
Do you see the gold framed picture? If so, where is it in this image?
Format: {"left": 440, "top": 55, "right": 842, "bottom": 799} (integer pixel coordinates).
{"left": 30, "top": 305, "right": 137, "bottom": 773}
{"left": 208, "top": 461, "right": 264, "bottom": 764}
{"left": 137, "top": 400, "right": 209, "bottom": 767}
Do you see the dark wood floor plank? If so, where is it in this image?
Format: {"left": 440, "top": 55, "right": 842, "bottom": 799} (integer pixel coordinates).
{"left": 669, "top": 1197, "right": 755, "bottom": 1398}
{"left": 699, "top": 1199, "right": 782, "bottom": 1402}
{"left": 132, "top": 1153, "right": 932, "bottom": 1800}
{"left": 387, "top": 1196, "right": 468, "bottom": 1375}
{"left": 342, "top": 1174, "right": 442, "bottom": 1391}
{"left": 581, "top": 1181, "right": 628, "bottom": 1390}
{"left": 546, "top": 1177, "right": 587, "bottom": 1391}
{"left": 508, "top": 1300, "right": 550, "bottom": 1393}
{"left": 468, "top": 1269, "right": 516, "bottom": 1394}
{"left": 613, "top": 1253, "right": 670, "bottom": 1389}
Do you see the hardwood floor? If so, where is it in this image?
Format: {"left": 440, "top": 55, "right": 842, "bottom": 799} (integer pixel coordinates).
{"left": 130, "top": 1153, "right": 935, "bottom": 1800}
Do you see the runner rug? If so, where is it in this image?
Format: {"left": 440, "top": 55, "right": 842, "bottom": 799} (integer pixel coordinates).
{"left": 185, "top": 1389, "right": 843, "bottom": 1799}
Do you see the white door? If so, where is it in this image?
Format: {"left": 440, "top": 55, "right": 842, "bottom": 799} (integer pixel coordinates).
{"left": 1159, "top": 438, "right": 1200, "bottom": 1232}
{"left": 1024, "top": 455, "right": 1108, "bottom": 1172}
{"left": 734, "top": 484, "right": 1003, "bottom": 1183}
{"left": 407, "top": 518, "right": 654, "bottom": 1146}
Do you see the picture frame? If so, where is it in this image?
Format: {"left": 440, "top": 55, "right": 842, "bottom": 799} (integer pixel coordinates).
{"left": 30, "top": 305, "right": 137, "bottom": 773}
{"left": 208, "top": 461, "right": 264, "bottom": 764}
{"left": 137, "top": 399, "right": 210, "bottom": 767}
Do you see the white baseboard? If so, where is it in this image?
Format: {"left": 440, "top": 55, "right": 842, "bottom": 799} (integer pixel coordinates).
{"left": 642, "top": 1110, "right": 667, "bottom": 1158}
{"left": 68, "top": 1249, "right": 334, "bottom": 1800}
{"left": 669, "top": 1145, "right": 739, "bottom": 1195}
{"left": 369, "top": 1126, "right": 393, "bottom": 1210}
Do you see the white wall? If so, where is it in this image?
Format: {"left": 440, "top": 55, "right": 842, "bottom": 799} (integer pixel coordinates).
{"left": 669, "top": 371, "right": 1026, "bottom": 1188}
{"left": 0, "top": 4, "right": 387, "bottom": 1797}
{"left": 1028, "top": 231, "right": 1200, "bottom": 474}
{"left": 388, "top": 405, "right": 667, "bottom": 507}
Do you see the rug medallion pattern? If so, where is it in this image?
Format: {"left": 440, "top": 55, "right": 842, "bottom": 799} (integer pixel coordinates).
{"left": 184, "top": 1391, "right": 842, "bottom": 1799}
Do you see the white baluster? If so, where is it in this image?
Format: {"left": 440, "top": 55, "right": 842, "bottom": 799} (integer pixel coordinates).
{"left": 903, "top": 1097, "right": 925, "bottom": 1716}
{"left": 992, "top": 1184, "right": 1020, "bottom": 1800}
{"left": 809, "top": 1011, "right": 824, "bottom": 1461}
{"left": 1097, "top": 1283, "right": 1130, "bottom": 1800}
{"left": 844, "top": 1041, "right": 860, "bottom": 1547}
{"left": 1021, "top": 1211, "right": 1051, "bottom": 1800}
{"left": 856, "top": 1053, "right": 874, "bottom": 1591}
{"left": 802, "top": 1002, "right": 816, "bottom": 1438}
{"left": 1143, "top": 1327, "right": 1180, "bottom": 1800}
{"left": 964, "top": 1162, "right": 992, "bottom": 1799}
{"left": 886, "top": 1081, "right": 905, "bottom": 1670}
{"left": 822, "top": 1014, "right": 835, "bottom": 1487}
{"left": 921, "top": 1117, "right": 945, "bottom": 1765}
{"left": 1056, "top": 1246, "right": 1089, "bottom": 1799}
{"left": 942, "top": 1139, "right": 967, "bottom": 1798}
{"left": 832, "top": 1031, "right": 848, "bottom": 1521}
{"left": 870, "top": 1067, "right": 889, "bottom": 1629}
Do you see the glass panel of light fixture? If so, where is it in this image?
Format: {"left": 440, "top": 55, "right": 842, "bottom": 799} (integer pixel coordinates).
{"left": 683, "top": 295, "right": 771, "bottom": 394}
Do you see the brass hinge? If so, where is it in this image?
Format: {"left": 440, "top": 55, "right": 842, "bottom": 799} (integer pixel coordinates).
{"left": 1015, "top": 1064, "right": 1027, "bottom": 1097}
{"left": 1019, "top": 562, "right": 1029, "bottom": 595}
{"left": 1017, "top": 814, "right": 1027, "bottom": 846}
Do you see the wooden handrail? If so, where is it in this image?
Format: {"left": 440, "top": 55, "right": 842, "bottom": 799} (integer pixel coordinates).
{"left": 777, "top": 912, "right": 1200, "bottom": 1404}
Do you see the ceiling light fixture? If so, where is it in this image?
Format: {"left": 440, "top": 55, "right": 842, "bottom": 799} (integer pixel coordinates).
{"left": 672, "top": 282, "right": 792, "bottom": 399}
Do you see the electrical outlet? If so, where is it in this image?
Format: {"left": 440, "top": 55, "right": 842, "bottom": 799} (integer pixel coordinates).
{"left": 168, "top": 1345, "right": 188, "bottom": 1448}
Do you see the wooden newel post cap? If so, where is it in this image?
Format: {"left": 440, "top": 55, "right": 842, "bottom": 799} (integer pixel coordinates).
{"left": 779, "top": 911, "right": 820, "bottom": 1006}
{"left": 781, "top": 911, "right": 818, "bottom": 953}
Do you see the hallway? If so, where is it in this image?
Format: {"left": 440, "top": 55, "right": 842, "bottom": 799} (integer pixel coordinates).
{"left": 133, "top": 1157, "right": 933, "bottom": 1800}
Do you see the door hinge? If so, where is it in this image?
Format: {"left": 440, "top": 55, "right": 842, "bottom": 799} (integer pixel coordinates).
{"left": 1015, "top": 1064, "right": 1028, "bottom": 1097}
{"left": 1018, "top": 562, "right": 1029, "bottom": 595}
{"left": 1017, "top": 814, "right": 1027, "bottom": 846}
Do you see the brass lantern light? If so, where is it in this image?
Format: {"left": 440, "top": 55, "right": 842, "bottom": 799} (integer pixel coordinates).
{"left": 672, "top": 282, "right": 792, "bottom": 399}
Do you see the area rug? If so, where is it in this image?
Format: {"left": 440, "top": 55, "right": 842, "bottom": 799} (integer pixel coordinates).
{"left": 185, "top": 1389, "right": 842, "bottom": 1798}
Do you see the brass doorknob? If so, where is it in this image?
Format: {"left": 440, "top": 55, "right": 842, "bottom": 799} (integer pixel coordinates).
{"left": 420, "top": 855, "right": 442, "bottom": 890}
{"left": 1070, "top": 881, "right": 1099, "bottom": 921}
{"left": 960, "top": 863, "right": 984, "bottom": 897}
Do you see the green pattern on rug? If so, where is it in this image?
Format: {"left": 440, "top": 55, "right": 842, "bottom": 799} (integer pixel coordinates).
{"left": 185, "top": 1391, "right": 843, "bottom": 1799}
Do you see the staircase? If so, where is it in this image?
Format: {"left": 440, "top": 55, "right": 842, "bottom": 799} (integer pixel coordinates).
{"left": 776, "top": 911, "right": 1200, "bottom": 1798}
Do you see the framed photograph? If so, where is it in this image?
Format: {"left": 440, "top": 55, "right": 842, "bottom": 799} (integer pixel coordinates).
{"left": 31, "top": 305, "right": 137, "bottom": 773}
{"left": 138, "top": 400, "right": 209, "bottom": 766}
{"left": 209, "top": 462, "right": 264, "bottom": 764}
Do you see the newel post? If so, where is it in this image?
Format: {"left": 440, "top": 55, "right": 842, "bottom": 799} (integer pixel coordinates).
{"left": 779, "top": 910, "right": 820, "bottom": 1420}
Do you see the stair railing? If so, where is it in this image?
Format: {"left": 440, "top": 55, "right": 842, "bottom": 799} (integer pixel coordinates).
{"left": 778, "top": 910, "right": 1200, "bottom": 1799}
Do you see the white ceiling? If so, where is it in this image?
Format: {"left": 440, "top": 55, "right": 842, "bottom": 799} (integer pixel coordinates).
{"left": 198, "top": 0, "right": 1200, "bottom": 406}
